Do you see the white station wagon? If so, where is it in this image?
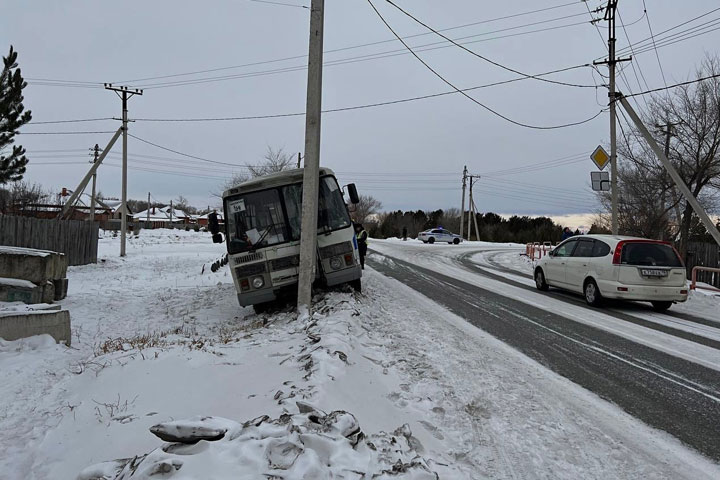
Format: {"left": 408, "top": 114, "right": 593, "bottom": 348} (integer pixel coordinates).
{"left": 534, "top": 234, "right": 688, "bottom": 311}
{"left": 418, "top": 228, "right": 463, "bottom": 244}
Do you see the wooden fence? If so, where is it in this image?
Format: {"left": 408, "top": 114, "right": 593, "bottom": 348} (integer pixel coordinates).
{"left": 686, "top": 241, "right": 720, "bottom": 288}
{"left": 0, "top": 215, "right": 99, "bottom": 266}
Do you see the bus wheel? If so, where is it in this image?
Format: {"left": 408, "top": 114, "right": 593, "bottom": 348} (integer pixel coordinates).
{"left": 253, "top": 302, "right": 270, "bottom": 314}
{"left": 350, "top": 279, "right": 362, "bottom": 292}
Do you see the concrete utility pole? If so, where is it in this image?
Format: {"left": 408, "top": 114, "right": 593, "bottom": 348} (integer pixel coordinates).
{"left": 89, "top": 144, "right": 101, "bottom": 222}
{"left": 618, "top": 95, "right": 720, "bottom": 248}
{"left": 105, "top": 83, "right": 143, "bottom": 257}
{"left": 58, "top": 128, "right": 123, "bottom": 220}
{"left": 297, "top": 0, "right": 325, "bottom": 312}
{"left": 460, "top": 165, "right": 467, "bottom": 240}
{"left": 594, "top": 1, "right": 631, "bottom": 235}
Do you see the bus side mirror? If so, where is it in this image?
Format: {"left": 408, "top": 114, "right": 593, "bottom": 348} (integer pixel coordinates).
{"left": 347, "top": 183, "right": 360, "bottom": 204}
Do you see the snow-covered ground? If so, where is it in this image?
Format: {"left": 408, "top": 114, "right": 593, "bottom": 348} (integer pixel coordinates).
{"left": 1, "top": 231, "right": 719, "bottom": 479}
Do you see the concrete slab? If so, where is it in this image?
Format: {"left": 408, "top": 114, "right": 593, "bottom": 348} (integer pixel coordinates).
{"left": 0, "top": 281, "right": 55, "bottom": 304}
{"left": 0, "top": 309, "right": 71, "bottom": 345}
{"left": 0, "top": 246, "right": 67, "bottom": 284}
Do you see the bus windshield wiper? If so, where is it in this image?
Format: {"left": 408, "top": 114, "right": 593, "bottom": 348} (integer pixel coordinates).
{"left": 249, "top": 226, "right": 273, "bottom": 251}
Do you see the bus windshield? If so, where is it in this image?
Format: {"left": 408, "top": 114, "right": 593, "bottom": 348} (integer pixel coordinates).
{"left": 225, "top": 175, "right": 351, "bottom": 254}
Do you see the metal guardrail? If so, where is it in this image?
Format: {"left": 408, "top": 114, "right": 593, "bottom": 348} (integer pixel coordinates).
{"left": 525, "top": 242, "right": 554, "bottom": 260}
{"left": 690, "top": 266, "right": 720, "bottom": 293}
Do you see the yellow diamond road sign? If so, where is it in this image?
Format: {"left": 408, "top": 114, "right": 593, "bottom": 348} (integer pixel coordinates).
{"left": 591, "top": 145, "right": 610, "bottom": 171}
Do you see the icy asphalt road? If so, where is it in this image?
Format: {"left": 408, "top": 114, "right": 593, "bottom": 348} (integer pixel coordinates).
{"left": 368, "top": 240, "right": 720, "bottom": 461}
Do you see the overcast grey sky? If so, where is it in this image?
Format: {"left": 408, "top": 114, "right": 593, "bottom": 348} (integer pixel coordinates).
{"left": 3, "top": 0, "right": 719, "bottom": 221}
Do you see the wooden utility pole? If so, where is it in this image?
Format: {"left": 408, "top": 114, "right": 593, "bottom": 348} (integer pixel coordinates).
{"left": 460, "top": 166, "right": 467, "bottom": 239}
{"left": 105, "top": 83, "right": 142, "bottom": 256}
{"left": 89, "top": 144, "right": 101, "bottom": 222}
{"left": 594, "top": 1, "right": 631, "bottom": 235}
{"left": 147, "top": 192, "right": 151, "bottom": 224}
{"left": 297, "top": 0, "right": 325, "bottom": 312}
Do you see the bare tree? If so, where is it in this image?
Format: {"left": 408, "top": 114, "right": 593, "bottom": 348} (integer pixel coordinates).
{"left": 600, "top": 55, "right": 720, "bottom": 253}
{"left": 219, "top": 146, "right": 296, "bottom": 194}
{"left": 351, "top": 194, "right": 383, "bottom": 223}
{"left": 247, "top": 146, "right": 296, "bottom": 177}
{"left": 0, "top": 181, "right": 50, "bottom": 213}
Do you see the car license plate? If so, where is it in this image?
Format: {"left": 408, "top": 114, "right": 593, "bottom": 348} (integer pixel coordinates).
{"left": 640, "top": 268, "right": 668, "bottom": 277}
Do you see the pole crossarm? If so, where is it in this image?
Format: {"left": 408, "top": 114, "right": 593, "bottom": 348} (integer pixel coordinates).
{"left": 617, "top": 94, "right": 720, "bottom": 248}
{"left": 57, "top": 127, "right": 123, "bottom": 219}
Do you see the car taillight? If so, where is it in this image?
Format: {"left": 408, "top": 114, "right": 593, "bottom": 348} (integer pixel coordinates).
{"left": 612, "top": 240, "right": 625, "bottom": 265}
{"left": 344, "top": 253, "right": 353, "bottom": 266}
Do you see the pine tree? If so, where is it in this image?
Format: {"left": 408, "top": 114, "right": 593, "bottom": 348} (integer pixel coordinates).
{"left": 0, "top": 46, "right": 32, "bottom": 184}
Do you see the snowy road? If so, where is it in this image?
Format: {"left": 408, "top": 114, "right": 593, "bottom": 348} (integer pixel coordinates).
{"left": 369, "top": 239, "right": 720, "bottom": 461}
{"left": 3, "top": 232, "right": 720, "bottom": 479}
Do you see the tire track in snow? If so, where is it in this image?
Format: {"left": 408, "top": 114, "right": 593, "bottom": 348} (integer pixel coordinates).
{"left": 459, "top": 251, "right": 720, "bottom": 350}
{"left": 479, "top": 249, "right": 717, "bottom": 329}
{"left": 367, "top": 255, "right": 720, "bottom": 461}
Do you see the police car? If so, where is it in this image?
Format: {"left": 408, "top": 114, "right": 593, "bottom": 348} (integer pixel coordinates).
{"left": 418, "top": 228, "right": 463, "bottom": 244}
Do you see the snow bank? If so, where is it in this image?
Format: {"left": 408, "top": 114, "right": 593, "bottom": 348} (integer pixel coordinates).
{"left": 77, "top": 294, "right": 454, "bottom": 479}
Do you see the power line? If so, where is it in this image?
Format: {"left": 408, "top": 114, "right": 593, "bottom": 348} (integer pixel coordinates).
{"left": 247, "top": 0, "right": 308, "bottom": 9}
{"left": 366, "top": 0, "right": 604, "bottom": 130}
{"left": 623, "top": 73, "right": 720, "bottom": 98}
{"left": 17, "top": 131, "right": 117, "bottom": 135}
{"left": 133, "top": 64, "right": 595, "bottom": 122}
{"left": 26, "top": 19, "right": 595, "bottom": 91}
{"left": 383, "top": 0, "right": 598, "bottom": 89}
{"left": 28, "top": 118, "right": 115, "bottom": 125}
{"left": 127, "top": 134, "right": 247, "bottom": 167}
{"left": 642, "top": 0, "right": 668, "bottom": 90}
{"left": 135, "top": 19, "right": 596, "bottom": 90}
{"left": 625, "top": 18, "right": 720, "bottom": 57}
{"left": 111, "top": 1, "right": 583, "bottom": 85}
{"left": 610, "top": 7, "right": 720, "bottom": 58}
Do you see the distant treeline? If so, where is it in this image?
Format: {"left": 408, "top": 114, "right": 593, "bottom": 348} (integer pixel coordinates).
{"left": 370, "top": 209, "right": 578, "bottom": 244}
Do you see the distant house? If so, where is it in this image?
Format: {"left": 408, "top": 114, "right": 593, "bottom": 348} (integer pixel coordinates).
{"left": 134, "top": 205, "right": 193, "bottom": 228}
{"left": 101, "top": 199, "right": 133, "bottom": 221}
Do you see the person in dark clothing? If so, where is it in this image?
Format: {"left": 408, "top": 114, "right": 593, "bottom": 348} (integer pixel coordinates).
{"left": 561, "top": 227, "right": 573, "bottom": 241}
{"left": 354, "top": 223, "right": 368, "bottom": 269}
{"left": 402, "top": 226, "right": 408, "bottom": 241}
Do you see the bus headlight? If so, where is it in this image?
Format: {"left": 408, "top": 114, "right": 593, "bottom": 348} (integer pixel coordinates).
{"left": 330, "top": 256, "right": 343, "bottom": 270}
{"left": 252, "top": 276, "right": 265, "bottom": 289}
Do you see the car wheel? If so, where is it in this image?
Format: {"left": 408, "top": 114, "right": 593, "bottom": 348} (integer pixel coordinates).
{"left": 453, "top": 238, "right": 460, "bottom": 244}
{"left": 428, "top": 237, "right": 435, "bottom": 244}
{"left": 534, "top": 268, "right": 549, "bottom": 291}
{"left": 651, "top": 301, "right": 672, "bottom": 312}
{"left": 584, "top": 279, "right": 603, "bottom": 307}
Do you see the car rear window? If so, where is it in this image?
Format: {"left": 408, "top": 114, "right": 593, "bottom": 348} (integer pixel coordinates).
{"left": 620, "top": 242, "right": 683, "bottom": 267}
